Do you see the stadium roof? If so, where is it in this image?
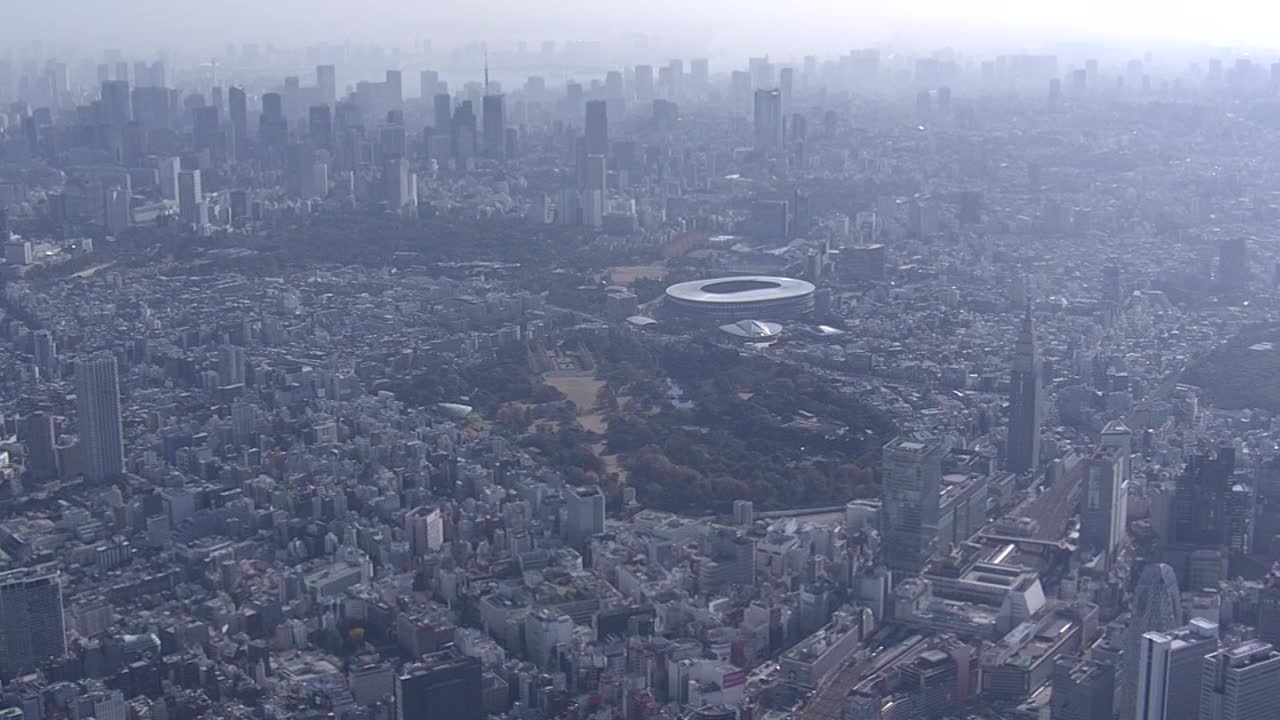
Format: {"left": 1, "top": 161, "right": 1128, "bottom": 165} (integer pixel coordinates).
{"left": 719, "top": 319, "right": 783, "bottom": 338}
{"left": 665, "top": 276, "right": 815, "bottom": 304}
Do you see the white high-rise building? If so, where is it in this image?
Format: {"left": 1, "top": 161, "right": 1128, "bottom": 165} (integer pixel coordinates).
{"left": 564, "top": 485, "right": 605, "bottom": 546}
{"left": 406, "top": 506, "right": 444, "bottom": 556}
{"left": 1137, "top": 619, "right": 1219, "bottom": 720}
{"left": 218, "top": 345, "right": 246, "bottom": 387}
{"left": 75, "top": 354, "right": 125, "bottom": 483}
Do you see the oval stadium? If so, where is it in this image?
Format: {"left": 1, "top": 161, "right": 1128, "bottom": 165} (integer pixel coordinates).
{"left": 664, "top": 276, "right": 816, "bottom": 322}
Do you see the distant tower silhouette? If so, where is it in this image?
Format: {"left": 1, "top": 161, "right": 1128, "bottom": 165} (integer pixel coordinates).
{"left": 480, "top": 45, "right": 506, "bottom": 161}
{"left": 1006, "top": 301, "right": 1041, "bottom": 473}
{"left": 753, "top": 88, "right": 784, "bottom": 152}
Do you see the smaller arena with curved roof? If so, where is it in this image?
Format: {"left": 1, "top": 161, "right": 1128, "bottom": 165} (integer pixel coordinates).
{"left": 664, "top": 276, "right": 816, "bottom": 322}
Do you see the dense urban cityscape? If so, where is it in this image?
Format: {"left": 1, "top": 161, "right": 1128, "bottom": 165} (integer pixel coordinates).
{"left": 4, "top": 18, "right": 1280, "bottom": 720}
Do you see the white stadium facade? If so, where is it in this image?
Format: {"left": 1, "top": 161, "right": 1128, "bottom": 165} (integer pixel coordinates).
{"left": 664, "top": 276, "right": 816, "bottom": 322}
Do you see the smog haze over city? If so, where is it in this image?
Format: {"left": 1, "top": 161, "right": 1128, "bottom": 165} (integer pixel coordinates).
{"left": 6, "top": 4, "right": 1280, "bottom": 720}
{"left": 8, "top": 1, "right": 1280, "bottom": 54}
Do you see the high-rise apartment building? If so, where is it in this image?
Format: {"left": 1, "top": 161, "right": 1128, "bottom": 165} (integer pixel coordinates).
{"left": 228, "top": 86, "right": 248, "bottom": 157}
{"left": 604, "top": 70, "right": 624, "bottom": 100}
{"left": 192, "top": 105, "right": 223, "bottom": 164}
{"left": 22, "top": 411, "right": 60, "bottom": 481}
{"left": 384, "top": 69, "right": 403, "bottom": 111}
{"left": 316, "top": 64, "right": 337, "bottom": 105}
{"left": 666, "top": 59, "right": 684, "bottom": 97}
{"left": 450, "top": 101, "right": 477, "bottom": 164}
{"left": 405, "top": 506, "right": 445, "bottom": 556}
{"left": 753, "top": 89, "right": 784, "bottom": 152}
{"left": 131, "top": 85, "right": 171, "bottom": 131}
{"left": 177, "top": 169, "right": 202, "bottom": 227}
{"left": 100, "top": 80, "right": 131, "bottom": 127}
{"left": 780, "top": 67, "right": 795, "bottom": 108}
{"left": 259, "top": 92, "right": 288, "bottom": 148}
{"left": 482, "top": 94, "right": 506, "bottom": 160}
{"left": 382, "top": 156, "right": 414, "bottom": 212}
{"left": 564, "top": 485, "right": 606, "bottom": 546}
{"left": 581, "top": 153, "right": 607, "bottom": 226}
{"left": 0, "top": 568, "right": 67, "bottom": 675}
{"left": 881, "top": 436, "right": 944, "bottom": 574}
{"left": 74, "top": 354, "right": 125, "bottom": 483}
{"left": 33, "top": 330, "right": 56, "bottom": 375}
{"left": 157, "top": 156, "right": 181, "bottom": 203}
{"left": 585, "top": 100, "right": 609, "bottom": 157}
{"left": 695, "top": 526, "right": 756, "bottom": 594}
{"left": 217, "top": 345, "right": 246, "bottom": 387}
{"left": 1227, "top": 482, "right": 1255, "bottom": 556}
{"left": 309, "top": 105, "right": 333, "bottom": 150}
{"left": 419, "top": 70, "right": 440, "bottom": 100}
{"left": 231, "top": 401, "right": 256, "bottom": 444}
{"left": 432, "top": 93, "right": 452, "bottom": 132}
{"left": 691, "top": 58, "right": 710, "bottom": 87}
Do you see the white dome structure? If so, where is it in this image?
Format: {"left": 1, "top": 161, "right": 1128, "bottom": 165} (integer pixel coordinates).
{"left": 719, "top": 319, "right": 783, "bottom": 339}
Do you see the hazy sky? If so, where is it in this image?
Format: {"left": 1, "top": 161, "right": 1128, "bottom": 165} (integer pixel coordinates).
{"left": 2, "top": 1, "right": 1275, "bottom": 58}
